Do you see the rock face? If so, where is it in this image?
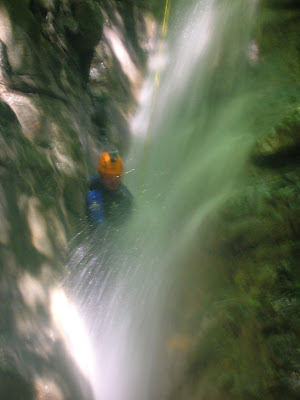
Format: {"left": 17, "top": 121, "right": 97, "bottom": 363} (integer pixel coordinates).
{"left": 0, "top": 0, "right": 155, "bottom": 398}
{"left": 0, "top": 0, "right": 101, "bottom": 397}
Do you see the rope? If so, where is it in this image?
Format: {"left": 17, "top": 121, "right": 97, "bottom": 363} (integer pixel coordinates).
{"left": 139, "top": 0, "right": 171, "bottom": 191}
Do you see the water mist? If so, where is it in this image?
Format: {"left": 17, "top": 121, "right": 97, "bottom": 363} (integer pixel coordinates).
{"left": 65, "top": 0, "right": 266, "bottom": 399}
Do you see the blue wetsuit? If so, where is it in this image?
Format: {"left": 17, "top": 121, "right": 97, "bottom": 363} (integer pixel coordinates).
{"left": 87, "top": 176, "right": 133, "bottom": 226}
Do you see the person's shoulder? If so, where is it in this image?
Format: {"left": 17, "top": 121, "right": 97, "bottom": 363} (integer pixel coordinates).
{"left": 119, "top": 184, "right": 133, "bottom": 200}
{"left": 118, "top": 184, "right": 133, "bottom": 217}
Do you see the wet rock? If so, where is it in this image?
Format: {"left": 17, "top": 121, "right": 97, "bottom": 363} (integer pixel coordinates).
{"left": 0, "top": 0, "right": 157, "bottom": 397}
{"left": 87, "top": 0, "right": 157, "bottom": 153}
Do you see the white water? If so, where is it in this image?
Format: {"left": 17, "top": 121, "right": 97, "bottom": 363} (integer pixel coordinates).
{"left": 64, "top": 0, "right": 263, "bottom": 399}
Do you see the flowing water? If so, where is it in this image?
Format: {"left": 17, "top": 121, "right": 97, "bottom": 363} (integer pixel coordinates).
{"left": 64, "top": 0, "right": 275, "bottom": 398}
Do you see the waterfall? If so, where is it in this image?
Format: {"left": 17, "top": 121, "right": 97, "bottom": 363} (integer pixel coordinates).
{"left": 64, "top": 0, "right": 264, "bottom": 399}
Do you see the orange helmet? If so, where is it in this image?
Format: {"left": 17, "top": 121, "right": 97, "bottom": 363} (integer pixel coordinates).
{"left": 97, "top": 150, "right": 123, "bottom": 176}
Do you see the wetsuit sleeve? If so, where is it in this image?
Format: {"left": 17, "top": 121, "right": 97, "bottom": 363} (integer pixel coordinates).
{"left": 87, "top": 189, "right": 105, "bottom": 225}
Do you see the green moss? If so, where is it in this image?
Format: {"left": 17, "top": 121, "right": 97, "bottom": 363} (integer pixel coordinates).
{"left": 0, "top": 370, "right": 34, "bottom": 400}
{"left": 2, "top": 0, "right": 41, "bottom": 43}
{"left": 75, "top": 1, "right": 103, "bottom": 40}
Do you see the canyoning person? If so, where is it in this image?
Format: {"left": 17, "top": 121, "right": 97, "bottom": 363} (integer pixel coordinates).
{"left": 87, "top": 149, "right": 133, "bottom": 227}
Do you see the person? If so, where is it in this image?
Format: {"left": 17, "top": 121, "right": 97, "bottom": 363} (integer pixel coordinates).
{"left": 87, "top": 150, "right": 133, "bottom": 227}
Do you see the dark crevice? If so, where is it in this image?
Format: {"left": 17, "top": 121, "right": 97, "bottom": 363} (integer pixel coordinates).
{"left": 251, "top": 141, "right": 300, "bottom": 169}
{"left": 6, "top": 83, "right": 69, "bottom": 104}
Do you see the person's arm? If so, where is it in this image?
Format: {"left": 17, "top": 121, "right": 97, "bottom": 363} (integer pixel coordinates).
{"left": 87, "top": 189, "right": 105, "bottom": 225}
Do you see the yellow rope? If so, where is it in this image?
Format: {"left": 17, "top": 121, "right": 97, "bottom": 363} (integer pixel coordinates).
{"left": 139, "top": 0, "right": 171, "bottom": 191}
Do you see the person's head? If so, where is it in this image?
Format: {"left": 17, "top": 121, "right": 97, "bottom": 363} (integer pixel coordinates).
{"left": 97, "top": 150, "right": 123, "bottom": 191}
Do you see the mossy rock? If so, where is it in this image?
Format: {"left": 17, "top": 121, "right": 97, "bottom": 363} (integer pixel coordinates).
{"left": 73, "top": 0, "right": 103, "bottom": 47}
{"left": 0, "top": 100, "right": 19, "bottom": 129}
{"left": 0, "top": 370, "right": 33, "bottom": 400}
{"left": 253, "top": 107, "right": 300, "bottom": 158}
